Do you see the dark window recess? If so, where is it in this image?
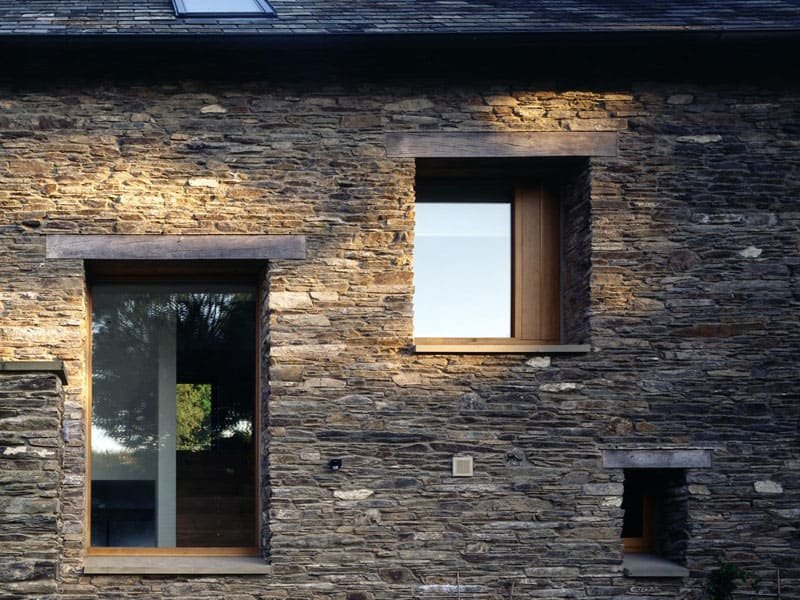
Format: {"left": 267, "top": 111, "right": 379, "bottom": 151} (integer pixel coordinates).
{"left": 621, "top": 484, "right": 645, "bottom": 538}
{"left": 622, "top": 469, "right": 689, "bottom": 563}
{"left": 172, "top": 0, "right": 274, "bottom": 17}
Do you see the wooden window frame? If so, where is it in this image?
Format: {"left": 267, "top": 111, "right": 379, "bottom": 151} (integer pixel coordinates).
{"left": 414, "top": 180, "right": 562, "bottom": 349}
{"left": 85, "top": 263, "right": 263, "bottom": 558}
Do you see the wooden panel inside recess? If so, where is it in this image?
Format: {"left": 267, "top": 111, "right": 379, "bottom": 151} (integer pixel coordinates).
{"left": 514, "top": 185, "right": 561, "bottom": 343}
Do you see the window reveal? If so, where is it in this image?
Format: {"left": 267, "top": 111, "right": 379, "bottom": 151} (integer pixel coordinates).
{"left": 621, "top": 469, "right": 689, "bottom": 560}
{"left": 90, "top": 284, "right": 256, "bottom": 549}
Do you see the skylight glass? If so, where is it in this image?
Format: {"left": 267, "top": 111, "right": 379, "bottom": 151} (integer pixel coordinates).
{"left": 173, "top": 0, "right": 274, "bottom": 17}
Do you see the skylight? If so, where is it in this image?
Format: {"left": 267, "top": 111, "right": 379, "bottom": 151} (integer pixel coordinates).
{"left": 173, "top": 0, "right": 275, "bottom": 17}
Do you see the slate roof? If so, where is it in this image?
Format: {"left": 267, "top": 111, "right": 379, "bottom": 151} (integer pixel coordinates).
{"left": 1, "top": 0, "right": 800, "bottom": 37}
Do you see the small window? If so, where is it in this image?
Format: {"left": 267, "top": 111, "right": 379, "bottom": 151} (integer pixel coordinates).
{"left": 172, "top": 0, "right": 274, "bottom": 17}
{"left": 414, "top": 178, "right": 561, "bottom": 345}
{"left": 622, "top": 469, "right": 688, "bottom": 560}
{"left": 621, "top": 471, "right": 658, "bottom": 553}
{"left": 90, "top": 282, "right": 257, "bottom": 551}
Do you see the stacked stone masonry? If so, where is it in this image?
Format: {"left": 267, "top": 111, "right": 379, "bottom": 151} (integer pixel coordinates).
{"left": 0, "top": 372, "right": 63, "bottom": 599}
{"left": 0, "top": 62, "right": 798, "bottom": 599}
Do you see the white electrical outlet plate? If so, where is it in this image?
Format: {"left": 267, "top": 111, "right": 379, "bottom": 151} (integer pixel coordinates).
{"left": 452, "top": 455, "right": 474, "bottom": 477}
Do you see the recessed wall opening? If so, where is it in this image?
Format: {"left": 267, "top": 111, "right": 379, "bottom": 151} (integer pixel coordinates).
{"left": 413, "top": 157, "right": 591, "bottom": 348}
{"left": 89, "top": 276, "right": 259, "bottom": 552}
{"left": 622, "top": 468, "right": 689, "bottom": 565}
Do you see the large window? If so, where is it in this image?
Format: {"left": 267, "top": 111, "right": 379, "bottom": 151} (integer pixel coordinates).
{"left": 414, "top": 177, "right": 561, "bottom": 345}
{"left": 90, "top": 282, "right": 257, "bottom": 551}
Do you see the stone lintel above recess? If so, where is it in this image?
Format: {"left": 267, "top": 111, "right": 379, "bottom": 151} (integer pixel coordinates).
{"left": 46, "top": 234, "right": 306, "bottom": 261}
{"left": 83, "top": 556, "right": 271, "bottom": 575}
{"left": 385, "top": 131, "right": 618, "bottom": 158}
{"left": 0, "top": 360, "right": 68, "bottom": 385}
{"left": 623, "top": 555, "right": 689, "bottom": 578}
{"left": 602, "top": 449, "right": 712, "bottom": 469}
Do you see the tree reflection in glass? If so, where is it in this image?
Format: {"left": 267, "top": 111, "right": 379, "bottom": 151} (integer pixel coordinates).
{"left": 91, "top": 285, "right": 256, "bottom": 548}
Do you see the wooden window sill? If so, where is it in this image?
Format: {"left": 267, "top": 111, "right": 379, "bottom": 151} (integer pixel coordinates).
{"left": 84, "top": 556, "right": 271, "bottom": 575}
{"left": 623, "top": 555, "right": 689, "bottom": 578}
{"left": 413, "top": 340, "right": 590, "bottom": 354}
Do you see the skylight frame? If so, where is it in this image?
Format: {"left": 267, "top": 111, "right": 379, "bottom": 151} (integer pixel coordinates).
{"left": 172, "top": 0, "right": 275, "bottom": 18}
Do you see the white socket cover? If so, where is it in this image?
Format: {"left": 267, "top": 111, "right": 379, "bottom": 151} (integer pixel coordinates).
{"left": 452, "top": 455, "right": 474, "bottom": 477}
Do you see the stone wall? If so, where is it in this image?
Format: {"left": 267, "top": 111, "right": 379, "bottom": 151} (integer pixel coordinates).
{"left": 0, "top": 371, "right": 63, "bottom": 599}
{"left": 0, "top": 54, "right": 798, "bottom": 599}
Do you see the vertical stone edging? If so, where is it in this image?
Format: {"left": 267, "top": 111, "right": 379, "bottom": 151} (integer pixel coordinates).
{"left": 0, "top": 363, "right": 66, "bottom": 599}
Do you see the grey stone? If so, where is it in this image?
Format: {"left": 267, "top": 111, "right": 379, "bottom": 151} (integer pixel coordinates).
{"left": 754, "top": 480, "right": 783, "bottom": 494}
{"left": 622, "top": 555, "right": 689, "bottom": 578}
{"left": 602, "top": 449, "right": 713, "bottom": 469}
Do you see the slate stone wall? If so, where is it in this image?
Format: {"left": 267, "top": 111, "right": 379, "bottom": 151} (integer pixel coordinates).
{"left": 0, "top": 65, "right": 798, "bottom": 599}
{"left": 0, "top": 372, "right": 63, "bottom": 599}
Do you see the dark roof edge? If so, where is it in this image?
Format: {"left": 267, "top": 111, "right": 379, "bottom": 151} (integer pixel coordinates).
{"left": 2, "top": 28, "right": 800, "bottom": 49}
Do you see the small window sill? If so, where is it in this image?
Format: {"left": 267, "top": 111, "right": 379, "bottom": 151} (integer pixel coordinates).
{"left": 84, "top": 556, "right": 271, "bottom": 575}
{"left": 413, "top": 340, "right": 590, "bottom": 354}
{"left": 623, "top": 555, "right": 689, "bottom": 578}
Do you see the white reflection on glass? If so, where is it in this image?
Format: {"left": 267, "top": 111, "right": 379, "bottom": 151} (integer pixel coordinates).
{"left": 414, "top": 202, "right": 511, "bottom": 338}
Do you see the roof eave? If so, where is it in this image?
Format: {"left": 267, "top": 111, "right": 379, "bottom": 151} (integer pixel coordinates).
{"left": 1, "top": 28, "right": 800, "bottom": 50}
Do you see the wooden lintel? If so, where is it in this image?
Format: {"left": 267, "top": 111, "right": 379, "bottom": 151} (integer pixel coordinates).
{"left": 46, "top": 235, "right": 306, "bottom": 261}
{"left": 385, "top": 131, "right": 618, "bottom": 158}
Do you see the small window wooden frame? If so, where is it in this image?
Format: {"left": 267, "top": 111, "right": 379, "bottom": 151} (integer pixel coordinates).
{"left": 86, "top": 262, "right": 263, "bottom": 558}
{"left": 414, "top": 181, "right": 561, "bottom": 349}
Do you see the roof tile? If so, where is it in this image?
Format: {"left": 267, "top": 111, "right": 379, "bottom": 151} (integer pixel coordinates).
{"left": 1, "top": 0, "right": 799, "bottom": 36}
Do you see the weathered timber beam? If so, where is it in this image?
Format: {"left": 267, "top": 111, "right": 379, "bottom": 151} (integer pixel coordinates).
{"left": 385, "top": 131, "right": 618, "bottom": 158}
{"left": 46, "top": 235, "right": 306, "bottom": 261}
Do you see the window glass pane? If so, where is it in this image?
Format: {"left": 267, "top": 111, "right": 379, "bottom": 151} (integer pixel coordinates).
{"left": 179, "top": 0, "right": 268, "bottom": 14}
{"left": 414, "top": 202, "right": 511, "bottom": 337}
{"left": 91, "top": 284, "right": 256, "bottom": 548}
